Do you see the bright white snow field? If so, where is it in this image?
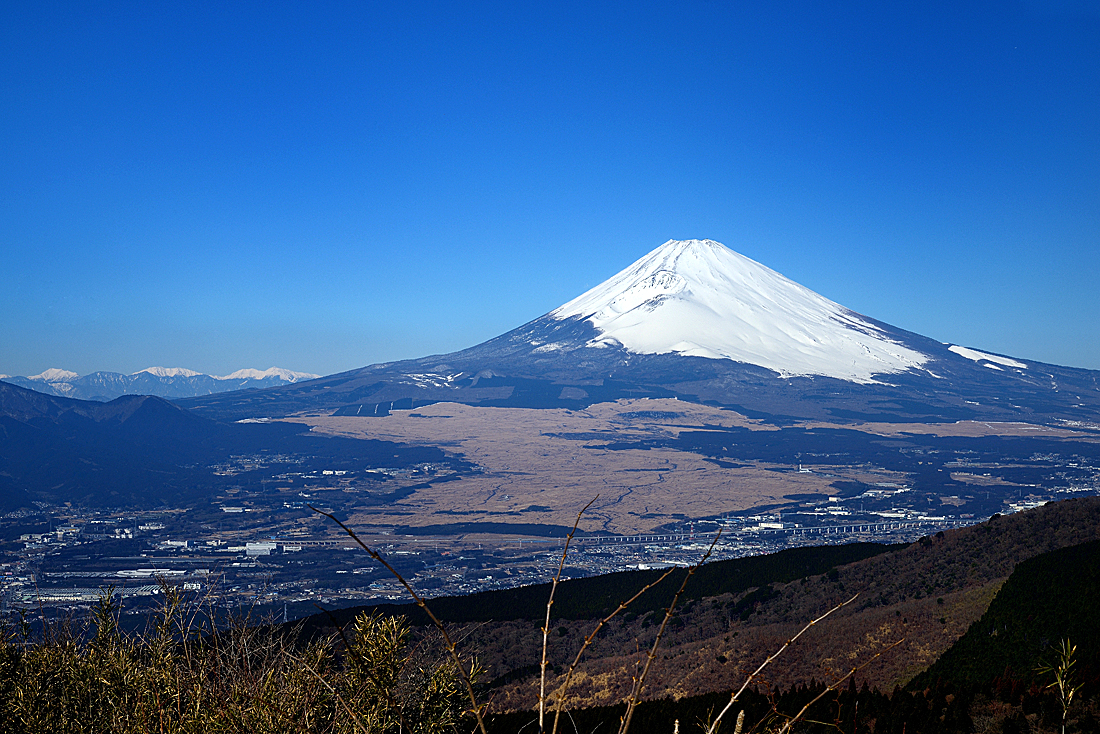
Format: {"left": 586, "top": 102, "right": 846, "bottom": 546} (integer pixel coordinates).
{"left": 551, "top": 239, "right": 930, "bottom": 383}
{"left": 947, "top": 345, "right": 1027, "bottom": 369}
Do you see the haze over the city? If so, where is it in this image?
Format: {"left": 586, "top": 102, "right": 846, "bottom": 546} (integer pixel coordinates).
{"left": 2, "top": 2, "right": 1097, "bottom": 378}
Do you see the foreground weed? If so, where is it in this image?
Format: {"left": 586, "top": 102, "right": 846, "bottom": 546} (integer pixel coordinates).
{"left": 1038, "top": 638, "right": 1083, "bottom": 734}
{"left": 0, "top": 583, "right": 467, "bottom": 733}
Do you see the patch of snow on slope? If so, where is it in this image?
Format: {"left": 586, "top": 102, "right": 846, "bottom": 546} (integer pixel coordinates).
{"left": 552, "top": 239, "right": 930, "bottom": 383}
{"left": 219, "top": 367, "right": 320, "bottom": 381}
{"left": 31, "top": 368, "right": 80, "bottom": 382}
{"left": 135, "top": 366, "right": 203, "bottom": 378}
{"left": 948, "top": 345, "right": 1027, "bottom": 369}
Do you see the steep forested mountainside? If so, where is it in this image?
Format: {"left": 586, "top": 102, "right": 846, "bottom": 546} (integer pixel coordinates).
{"left": 913, "top": 536, "right": 1100, "bottom": 690}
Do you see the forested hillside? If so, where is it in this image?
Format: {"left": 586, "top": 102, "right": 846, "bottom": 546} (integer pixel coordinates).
{"left": 300, "top": 497, "right": 1100, "bottom": 711}
{"left": 914, "top": 537, "right": 1100, "bottom": 690}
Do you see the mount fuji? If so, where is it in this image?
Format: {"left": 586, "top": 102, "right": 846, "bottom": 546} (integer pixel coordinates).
{"left": 181, "top": 239, "right": 1100, "bottom": 425}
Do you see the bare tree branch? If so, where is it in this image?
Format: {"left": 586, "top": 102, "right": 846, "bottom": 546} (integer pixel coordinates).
{"left": 774, "top": 637, "right": 905, "bottom": 734}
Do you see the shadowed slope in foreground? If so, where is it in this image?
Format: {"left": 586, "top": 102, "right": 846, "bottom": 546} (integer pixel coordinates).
{"left": 300, "top": 497, "right": 1100, "bottom": 713}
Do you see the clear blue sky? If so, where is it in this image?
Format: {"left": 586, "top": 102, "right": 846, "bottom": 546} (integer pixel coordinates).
{"left": 2, "top": 1, "right": 1098, "bottom": 377}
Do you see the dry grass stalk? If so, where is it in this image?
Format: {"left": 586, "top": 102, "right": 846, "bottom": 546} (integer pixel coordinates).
{"left": 704, "top": 593, "right": 860, "bottom": 734}
{"left": 1038, "top": 638, "right": 1083, "bottom": 734}
{"left": 549, "top": 566, "right": 679, "bottom": 734}
{"left": 616, "top": 530, "right": 722, "bottom": 734}
{"left": 539, "top": 495, "right": 598, "bottom": 733}
{"left": 311, "top": 505, "right": 489, "bottom": 734}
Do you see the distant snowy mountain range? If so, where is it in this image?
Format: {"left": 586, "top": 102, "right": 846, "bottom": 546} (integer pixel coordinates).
{"left": 0, "top": 366, "right": 319, "bottom": 402}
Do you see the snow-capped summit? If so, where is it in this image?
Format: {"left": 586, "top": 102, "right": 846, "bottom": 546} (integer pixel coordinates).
{"left": 551, "top": 239, "right": 929, "bottom": 383}
{"left": 30, "top": 368, "right": 80, "bottom": 382}
{"left": 134, "top": 366, "right": 203, "bottom": 378}
{"left": 219, "top": 367, "right": 320, "bottom": 381}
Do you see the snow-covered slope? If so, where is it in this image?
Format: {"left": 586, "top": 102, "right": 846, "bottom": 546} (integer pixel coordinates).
{"left": 947, "top": 345, "right": 1027, "bottom": 370}
{"left": 31, "top": 368, "right": 80, "bottom": 382}
{"left": 135, "top": 366, "right": 203, "bottom": 378}
{"left": 551, "top": 239, "right": 929, "bottom": 383}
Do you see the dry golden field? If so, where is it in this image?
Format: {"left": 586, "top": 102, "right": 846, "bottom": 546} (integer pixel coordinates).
{"left": 292, "top": 399, "right": 1087, "bottom": 535}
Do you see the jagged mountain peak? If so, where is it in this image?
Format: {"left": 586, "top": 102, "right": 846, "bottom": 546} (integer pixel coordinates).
{"left": 550, "top": 238, "right": 929, "bottom": 383}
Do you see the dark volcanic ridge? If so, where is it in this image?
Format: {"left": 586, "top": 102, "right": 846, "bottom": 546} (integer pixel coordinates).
{"left": 0, "top": 380, "right": 465, "bottom": 509}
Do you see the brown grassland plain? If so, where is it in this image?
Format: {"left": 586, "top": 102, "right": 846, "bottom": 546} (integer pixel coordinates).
{"left": 293, "top": 399, "right": 1091, "bottom": 535}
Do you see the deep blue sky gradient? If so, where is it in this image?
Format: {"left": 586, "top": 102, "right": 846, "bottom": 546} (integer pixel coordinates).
{"left": 2, "top": 1, "right": 1098, "bottom": 377}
